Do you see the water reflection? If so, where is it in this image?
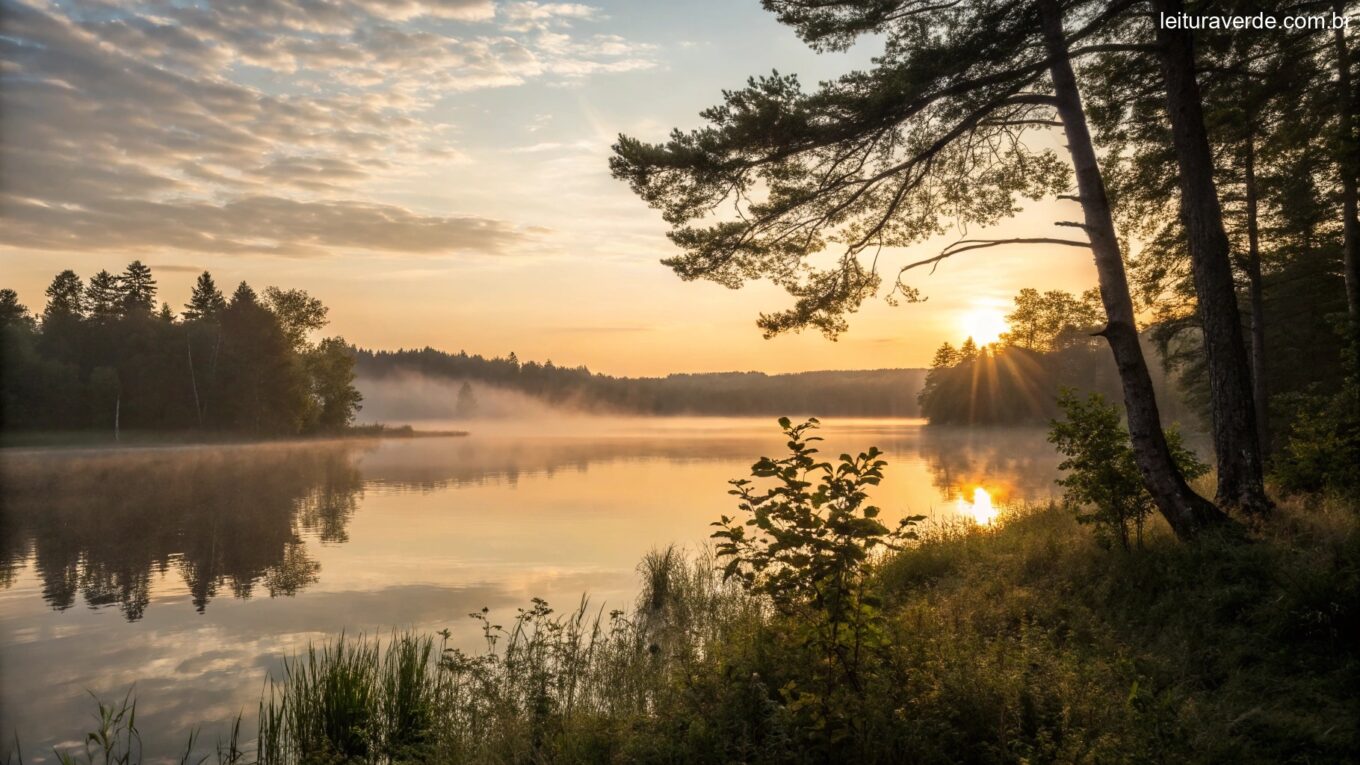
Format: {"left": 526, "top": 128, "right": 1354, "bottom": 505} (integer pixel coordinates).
{"left": 956, "top": 486, "right": 999, "bottom": 525}
{"left": 0, "top": 422, "right": 1063, "bottom": 623}
{"left": 0, "top": 442, "right": 365, "bottom": 620}
{"left": 0, "top": 420, "right": 1068, "bottom": 756}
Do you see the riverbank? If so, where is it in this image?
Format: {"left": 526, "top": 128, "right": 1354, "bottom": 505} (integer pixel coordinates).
{"left": 0, "top": 424, "right": 468, "bottom": 450}
{"left": 16, "top": 494, "right": 1357, "bottom": 764}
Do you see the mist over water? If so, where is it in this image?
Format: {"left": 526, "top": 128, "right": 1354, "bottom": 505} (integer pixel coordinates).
{"left": 0, "top": 418, "right": 1061, "bottom": 757}
{"left": 355, "top": 372, "right": 579, "bottom": 425}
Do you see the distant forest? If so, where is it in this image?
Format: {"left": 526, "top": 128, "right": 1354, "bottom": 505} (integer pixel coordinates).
{"left": 921, "top": 278, "right": 1346, "bottom": 436}
{"left": 354, "top": 348, "right": 927, "bottom": 417}
{"left": 0, "top": 264, "right": 362, "bottom": 436}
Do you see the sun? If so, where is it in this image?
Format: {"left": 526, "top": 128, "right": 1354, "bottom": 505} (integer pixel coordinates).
{"left": 958, "top": 306, "right": 1008, "bottom": 345}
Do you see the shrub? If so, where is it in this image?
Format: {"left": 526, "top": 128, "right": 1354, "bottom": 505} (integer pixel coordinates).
{"left": 1048, "top": 390, "right": 1208, "bottom": 549}
{"left": 712, "top": 417, "right": 923, "bottom": 742}
{"left": 1273, "top": 382, "right": 1360, "bottom": 498}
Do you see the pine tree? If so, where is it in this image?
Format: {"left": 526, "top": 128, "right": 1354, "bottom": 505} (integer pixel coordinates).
{"left": 119, "top": 260, "right": 156, "bottom": 315}
{"left": 183, "top": 271, "right": 227, "bottom": 321}
{"left": 43, "top": 270, "right": 85, "bottom": 322}
{"left": 454, "top": 381, "right": 479, "bottom": 418}
{"left": 931, "top": 342, "right": 959, "bottom": 369}
{"left": 0, "top": 289, "right": 30, "bottom": 327}
{"left": 230, "top": 281, "right": 257, "bottom": 307}
{"left": 86, "top": 270, "right": 121, "bottom": 319}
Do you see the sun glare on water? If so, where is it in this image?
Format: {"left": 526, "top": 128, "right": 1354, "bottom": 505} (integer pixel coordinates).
{"left": 959, "top": 307, "right": 1008, "bottom": 346}
{"left": 957, "top": 486, "right": 999, "bottom": 525}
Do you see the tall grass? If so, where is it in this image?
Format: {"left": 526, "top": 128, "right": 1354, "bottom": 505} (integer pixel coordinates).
{"left": 249, "top": 546, "right": 758, "bottom": 764}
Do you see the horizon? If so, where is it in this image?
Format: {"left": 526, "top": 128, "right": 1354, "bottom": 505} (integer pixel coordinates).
{"left": 0, "top": 0, "right": 1102, "bottom": 376}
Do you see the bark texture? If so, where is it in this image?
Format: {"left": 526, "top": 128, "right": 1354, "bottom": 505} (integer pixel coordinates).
{"left": 1244, "top": 137, "right": 1269, "bottom": 456}
{"left": 1334, "top": 7, "right": 1360, "bottom": 356}
{"left": 1039, "top": 0, "right": 1229, "bottom": 538}
{"left": 1152, "top": 0, "right": 1271, "bottom": 515}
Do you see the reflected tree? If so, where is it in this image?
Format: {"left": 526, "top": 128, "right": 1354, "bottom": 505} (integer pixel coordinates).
{"left": 0, "top": 443, "right": 365, "bottom": 620}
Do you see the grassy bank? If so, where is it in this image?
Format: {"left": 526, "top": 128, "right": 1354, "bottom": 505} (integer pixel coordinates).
{"left": 16, "top": 497, "right": 1357, "bottom": 764}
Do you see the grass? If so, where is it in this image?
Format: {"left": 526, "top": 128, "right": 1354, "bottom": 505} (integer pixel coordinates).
{"left": 8, "top": 499, "right": 1358, "bottom": 764}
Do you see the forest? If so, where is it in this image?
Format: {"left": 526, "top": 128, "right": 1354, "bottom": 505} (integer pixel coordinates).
{"left": 355, "top": 347, "right": 927, "bottom": 417}
{"left": 0, "top": 264, "right": 362, "bottom": 437}
{"left": 6, "top": 0, "right": 1360, "bottom": 761}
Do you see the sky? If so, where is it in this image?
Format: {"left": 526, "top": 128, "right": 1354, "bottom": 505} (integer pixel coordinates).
{"left": 0, "top": 0, "right": 1103, "bottom": 376}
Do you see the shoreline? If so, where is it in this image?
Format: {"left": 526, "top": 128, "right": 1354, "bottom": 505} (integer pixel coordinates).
{"left": 0, "top": 425, "right": 468, "bottom": 452}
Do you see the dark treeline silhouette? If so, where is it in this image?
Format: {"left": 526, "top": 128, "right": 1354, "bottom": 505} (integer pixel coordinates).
{"left": 0, "top": 263, "right": 362, "bottom": 436}
{"left": 0, "top": 443, "right": 363, "bottom": 620}
{"left": 918, "top": 288, "right": 1190, "bottom": 426}
{"left": 354, "top": 347, "right": 927, "bottom": 417}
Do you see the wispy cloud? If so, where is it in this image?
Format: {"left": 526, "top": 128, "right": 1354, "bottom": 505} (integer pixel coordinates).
{"left": 0, "top": 0, "right": 656, "bottom": 257}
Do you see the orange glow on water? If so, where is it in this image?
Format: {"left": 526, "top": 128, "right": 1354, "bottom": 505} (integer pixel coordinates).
{"left": 957, "top": 485, "right": 999, "bottom": 525}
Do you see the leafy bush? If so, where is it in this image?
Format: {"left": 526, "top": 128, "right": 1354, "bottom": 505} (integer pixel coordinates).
{"left": 713, "top": 417, "right": 923, "bottom": 741}
{"left": 1273, "top": 382, "right": 1360, "bottom": 498}
{"left": 1049, "top": 390, "right": 1208, "bottom": 549}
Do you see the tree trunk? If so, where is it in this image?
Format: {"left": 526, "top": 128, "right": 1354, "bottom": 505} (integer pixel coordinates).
{"left": 1244, "top": 136, "right": 1270, "bottom": 456}
{"left": 1039, "top": 0, "right": 1230, "bottom": 539}
{"left": 1151, "top": 0, "right": 1271, "bottom": 515}
{"left": 1334, "top": 3, "right": 1360, "bottom": 355}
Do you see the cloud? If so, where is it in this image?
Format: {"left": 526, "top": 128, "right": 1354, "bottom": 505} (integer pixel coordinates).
{"left": 501, "top": 2, "right": 599, "bottom": 32}
{"left": 0, "top": 0, "right": 654, "bottom": 258}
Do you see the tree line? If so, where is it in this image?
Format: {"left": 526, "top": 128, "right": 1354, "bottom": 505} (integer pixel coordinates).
{"left": 0, "top": 263, "right": 362, "bottom": 436}
{"left": 355, "top": 347, "right": 927, "bottom": 417}
{"left": 611, "top": 0, "right": 1360, "bottom": 537}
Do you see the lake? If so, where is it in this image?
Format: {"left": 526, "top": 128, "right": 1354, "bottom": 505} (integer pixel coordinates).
{"left": 0, "top": 417, "right": 1062, "bottom": 759}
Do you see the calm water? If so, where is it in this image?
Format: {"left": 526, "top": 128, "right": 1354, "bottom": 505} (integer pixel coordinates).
{"left": 0, "top": 417, "right": 1061, "bottom": 759}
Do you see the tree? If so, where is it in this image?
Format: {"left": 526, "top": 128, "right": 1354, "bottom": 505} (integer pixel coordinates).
{"left": 0, "top": 289, "right": 29, "bottom": 328}
{"left": 216, "top": 284, "right": 310, "bottom": 434}
{"left": 119, "top": 260, "right": 157, "bottom": 316}
{"left": 230, "top": 281, "right": 257, "bottom": 307}
{"left": 1000, "top": 287, "right": 1102, "bottom": 352}
{"left": 183, "top": 271, "right": 227, "bottom": 322}
{"left": 1050, "top": 390, "right": 1208, "bottom": 550}
{"left": 86, "top": 270, "right": 122, "bottom": 320}
{"left": 931, "top": 342, "right": 958, "bottom": 368}
{"left": 612, "top": 0, "right": 1229, "bottom": 537}
{"left": 1145, "top": 0, "right": 1270, "bottom": 515}
{"left": 1331, "top": 0, "right": 1360, "bottom": 358}
{"left": 43, "top": 271, "right": 85, "bottom": 323}
{"left": 264, "top": 287, "right": 328, "bottom": 352}
{"left": 307, "top": 338, "right": 362, "bottom": 430}
{"left": 454, "top": 380, "right": 479, "bottom": 419}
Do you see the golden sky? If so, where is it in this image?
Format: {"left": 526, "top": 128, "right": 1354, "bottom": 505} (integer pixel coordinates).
{"left": 0, "top": 0, "right": 1101, "bottom": 376}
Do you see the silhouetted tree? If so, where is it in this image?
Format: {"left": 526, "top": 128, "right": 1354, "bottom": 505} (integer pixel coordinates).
{"left": 183, "top": 271, "right": 226, "bottom": 321}
{"left": 118, "top": 260, "right": 156, "bottom": 316}
{"left": 0, "top": 289, "right": 28, "bottom": 327}
{"left": 43, "top": 271, "right": 85, "bottom": 322}
{"left": 85, "top": 270, "right": 121, "bottom": 320}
